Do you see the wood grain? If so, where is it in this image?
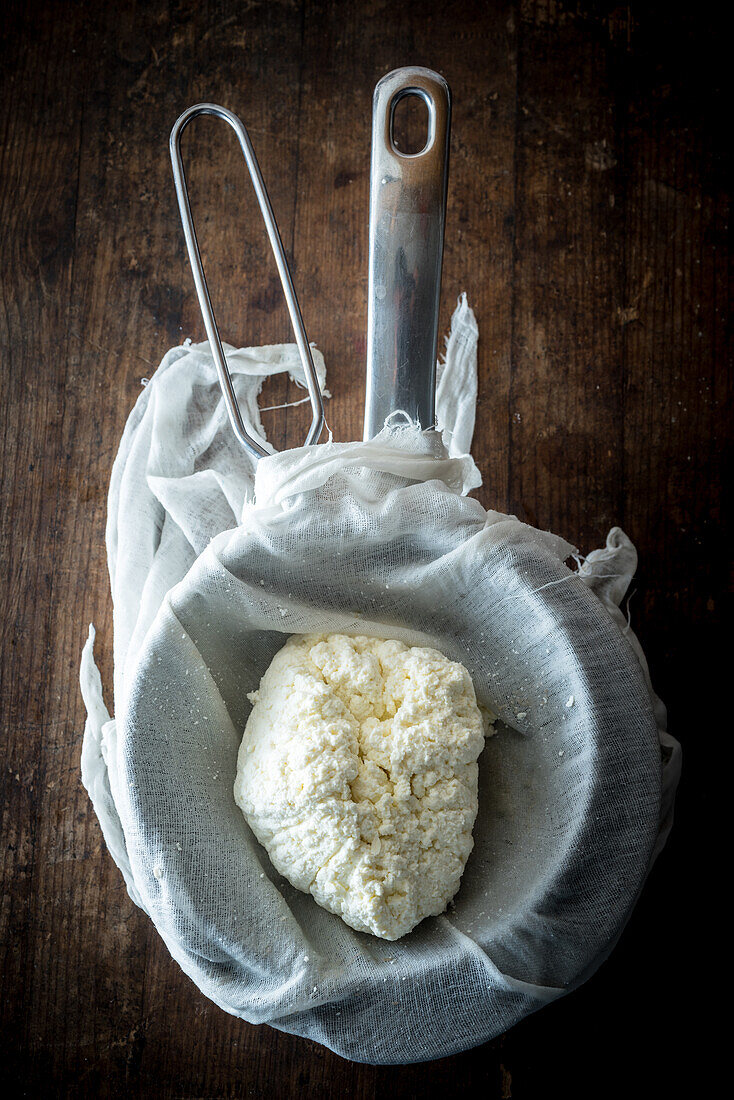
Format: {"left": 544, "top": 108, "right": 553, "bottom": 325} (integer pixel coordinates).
{"left": 1, "top": 1, "right": 728, "bottom": 1096}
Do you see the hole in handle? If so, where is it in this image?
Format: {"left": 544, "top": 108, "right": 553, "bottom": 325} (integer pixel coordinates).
{"left": 390, "top": 88, "right": 435, "bottom": 157}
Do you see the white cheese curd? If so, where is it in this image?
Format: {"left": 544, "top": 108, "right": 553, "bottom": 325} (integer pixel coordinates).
{"left": 234, "top": 633, "right": 491, "bottom": 940}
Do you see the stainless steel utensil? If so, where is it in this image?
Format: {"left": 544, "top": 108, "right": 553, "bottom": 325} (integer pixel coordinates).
{"left": 170, "top": 103, "right": 324, "bottom": 460}
{"left": 170, "top": 68, "right": 450, "bottom": 456}
{"left": 363, "top": 67, "right": 451, "bottom": 439}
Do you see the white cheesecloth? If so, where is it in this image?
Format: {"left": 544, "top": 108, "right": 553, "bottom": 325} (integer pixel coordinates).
{"left": 80, "top": 295, "right": 681, "bottom": 1064}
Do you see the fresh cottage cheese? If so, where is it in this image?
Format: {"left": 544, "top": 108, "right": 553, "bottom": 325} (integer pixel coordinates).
{"left": 234, "top": 634, "right": 492, "bottom": 939}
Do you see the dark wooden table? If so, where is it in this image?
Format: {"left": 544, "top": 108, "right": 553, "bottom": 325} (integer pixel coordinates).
{"left": 1, "top": 1, "right": 728, "bottom": 1096}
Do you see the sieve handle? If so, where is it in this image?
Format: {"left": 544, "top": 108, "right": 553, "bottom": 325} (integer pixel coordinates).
{"left": 170, "top": 103, "right": 324, "bottom": 459}
{"left": 363, "top": 67, "right": 451, "bottom": 440}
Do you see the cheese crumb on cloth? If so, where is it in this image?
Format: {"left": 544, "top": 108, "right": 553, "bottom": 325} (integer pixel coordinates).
{"left": 235, "top": 634, "right": 495, "bottom": 940}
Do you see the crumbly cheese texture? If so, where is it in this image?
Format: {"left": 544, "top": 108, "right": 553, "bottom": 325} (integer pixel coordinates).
{"left": 234, "top": 633, "right": 490, "bottom": 940}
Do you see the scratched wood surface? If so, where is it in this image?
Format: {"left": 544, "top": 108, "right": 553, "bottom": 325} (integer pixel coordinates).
{"left": 1, "top": 1, "right": 728, "bottom": 1096}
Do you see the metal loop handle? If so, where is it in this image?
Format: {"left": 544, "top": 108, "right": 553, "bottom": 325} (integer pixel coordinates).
{"left": 170, "top": 103, "right": 324, "bottom": 459}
